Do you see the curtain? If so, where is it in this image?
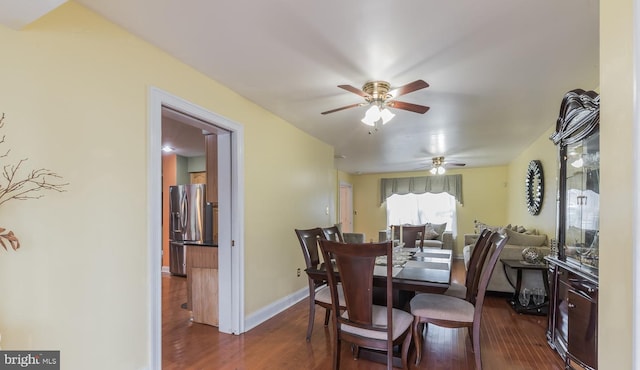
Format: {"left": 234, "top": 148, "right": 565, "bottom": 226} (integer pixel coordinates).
{"left": 380, "top": 174, "right": 463, "bottom": 205}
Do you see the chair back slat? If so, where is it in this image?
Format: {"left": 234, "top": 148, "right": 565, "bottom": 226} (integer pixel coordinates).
{"left": 295, "top": 228, "right": 326, "bottom": 269}
{"left": 336, "top": 254, "right": 376, "bottom": 325}
{"left": 322, "top": 225, "right": 344, "bottom": 242}
{"left": 319, "top": 240, "right": 392, "bottom": 330}
{"left": 473, "top": 232, "right": 509, "bottom": 315}
{"left": 465, "top": 229, "right": 493, "bottom": 303}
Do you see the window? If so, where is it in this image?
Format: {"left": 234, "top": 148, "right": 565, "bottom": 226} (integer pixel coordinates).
{"left": 386, "top": 192, "right": 457, "bottom": 234}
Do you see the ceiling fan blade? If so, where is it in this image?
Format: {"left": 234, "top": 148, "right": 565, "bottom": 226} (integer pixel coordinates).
{"left": 389, "top": 80, "right": 429, "bottom": 98}
{"left": 445, "top": 162, "right": 466, "bottom": 167}
{"left": 388, "top": 100, "right": 430, "bottom": 114}
{"left": 321, "top": 103, "right": 363, "bottom": 115}
{"left": 338, "top": 85, "right": 370, "bottom": 98}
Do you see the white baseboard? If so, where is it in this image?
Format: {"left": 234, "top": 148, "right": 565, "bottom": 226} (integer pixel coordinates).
{"left": 244, "top": 287, "right": 308, "bottom": 332}
{"left": 161, "top": 266, "right": 170, "bottom": 273}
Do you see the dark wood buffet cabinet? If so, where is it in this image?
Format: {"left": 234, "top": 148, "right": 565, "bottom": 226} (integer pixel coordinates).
{"left": 546, "top": 89, "right": 599, "bottom": 370}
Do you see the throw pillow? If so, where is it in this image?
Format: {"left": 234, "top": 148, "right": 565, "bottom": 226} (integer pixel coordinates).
{"left": 423, "top": 227, "right": 440, "bottom": 240}
{"left": 504, "top": 228, "right": 547, "bottom": 246}
{"left": 427, "top": 222, "right": 447, "bottom": 237}
{"left": 474, "top": 219, "right": 500, "bottom": 233}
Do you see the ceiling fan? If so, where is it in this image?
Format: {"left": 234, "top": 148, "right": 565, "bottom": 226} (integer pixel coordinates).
{"left": 429, "top": 156, "right": 466, "bottom": 175}
{"left": 321, "top": 80, "right": 430, "bottom": 126}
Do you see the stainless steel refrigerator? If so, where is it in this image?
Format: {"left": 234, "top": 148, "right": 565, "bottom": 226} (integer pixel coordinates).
{"left": 169, "top": 184, "right": 215, "bottom": 276}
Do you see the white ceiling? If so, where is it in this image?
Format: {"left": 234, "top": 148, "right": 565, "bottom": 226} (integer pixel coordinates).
{"left": 5, "top": 0, "right": 599, "bottom": 173}
{"left": 0, "top": 0, "right": 66, "bottom": 29}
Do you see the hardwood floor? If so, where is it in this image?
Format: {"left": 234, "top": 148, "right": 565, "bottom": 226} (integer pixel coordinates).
{"left": 162, "top": 261, "right": 564, "bottom": 369}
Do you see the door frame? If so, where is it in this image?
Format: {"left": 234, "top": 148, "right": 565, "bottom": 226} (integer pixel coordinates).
{"left": 148, "top": 87, "right": 245, "bottom": 368}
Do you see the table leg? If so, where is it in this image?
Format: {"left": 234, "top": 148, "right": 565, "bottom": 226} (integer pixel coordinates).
{"left": 503, "top": 264, "right": 523, "bottom": 311}
{"left": 540, "top": 269, "right": 550, "bottom": 300}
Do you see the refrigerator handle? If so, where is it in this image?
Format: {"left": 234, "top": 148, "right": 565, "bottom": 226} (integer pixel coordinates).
{"left": 180, "top": 189, "right": 188, "bottom": 233}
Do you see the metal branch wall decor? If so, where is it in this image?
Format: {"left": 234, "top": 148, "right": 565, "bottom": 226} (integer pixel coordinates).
{"left": 0, "top": 113, "right": 69, "bottom": 252}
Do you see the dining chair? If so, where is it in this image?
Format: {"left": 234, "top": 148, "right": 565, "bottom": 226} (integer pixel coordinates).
{"left": 318, "top": 239, "right": 413, "bottom": 370}
{"left": 409, "top": 231, "right": 509, "bottom": 369}
{"left": 322, "top": 224, "right": 345, "bottom": 242}
{"left": 390, "top": 224, "right": 426, "bottom": 248}
{"left": 443, "top": 228, "right": 492, "bottom": 303}
{"left": 295, "top": 227, "right": 345, "bottom": 341}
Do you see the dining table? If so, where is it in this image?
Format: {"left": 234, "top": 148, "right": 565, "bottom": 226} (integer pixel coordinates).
{"left": 305, "top": 246, "right": 453, "bottom": 309}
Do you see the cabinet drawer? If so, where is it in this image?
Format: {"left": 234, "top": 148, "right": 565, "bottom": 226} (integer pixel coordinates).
{"left": 558, "top": 268, "right": 597, "bottom": 300}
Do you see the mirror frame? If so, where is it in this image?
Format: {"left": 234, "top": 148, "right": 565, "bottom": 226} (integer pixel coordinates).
{"left": 525, "top": 160, "right": 544, "bottom": 215}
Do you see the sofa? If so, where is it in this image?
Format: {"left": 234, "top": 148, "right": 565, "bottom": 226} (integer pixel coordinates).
{"left": 463, "top": 224, "right": 549, "bottom": 294}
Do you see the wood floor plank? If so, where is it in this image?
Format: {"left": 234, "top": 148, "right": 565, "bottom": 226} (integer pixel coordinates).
{"left": 163, "top": 260, "right": 565, "bottom": 369}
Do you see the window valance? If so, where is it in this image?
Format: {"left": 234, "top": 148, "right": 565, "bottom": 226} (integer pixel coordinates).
{"left": 380, "top": 174, "right": 463, "bottom": 205}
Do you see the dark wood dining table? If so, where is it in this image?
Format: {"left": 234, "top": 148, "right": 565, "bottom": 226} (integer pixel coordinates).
{"left": 305, "top": 247, "right": 453, "bottom": 308}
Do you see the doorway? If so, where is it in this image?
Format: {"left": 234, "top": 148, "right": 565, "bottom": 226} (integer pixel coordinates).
{"left": 339, "top": 182, "right": 353, "bottom": 233}
{"left": 148, "top": 87, "right": 245, "bottom": 368}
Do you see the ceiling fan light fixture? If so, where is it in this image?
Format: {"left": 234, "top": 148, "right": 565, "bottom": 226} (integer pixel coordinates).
{"left": 361, "top": 105, "right": 380, "bottom": 126}
{"left": 361, "top": 104, "right": 395, "bottom": 126}
{"left": 380, "top": 108, "right": 395, "bottom": 124}
{"left": 430, "top": 166, "right": 446, "bottom": 175}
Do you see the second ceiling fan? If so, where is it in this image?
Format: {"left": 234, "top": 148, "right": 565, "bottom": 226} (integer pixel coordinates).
{"left": 429, "top": 156, "right": 466, "bottom": 175}
{"left": 321, "top": 80, "right": 430, "bottom": 126}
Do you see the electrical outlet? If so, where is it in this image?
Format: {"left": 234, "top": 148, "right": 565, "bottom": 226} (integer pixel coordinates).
{"left": 297, "top": 268, "right": 301, "bottom": 277}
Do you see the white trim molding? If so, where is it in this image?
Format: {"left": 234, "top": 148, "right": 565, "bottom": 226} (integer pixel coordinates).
{"left": 244, "top": 288, "right": 309, "bottom": 332}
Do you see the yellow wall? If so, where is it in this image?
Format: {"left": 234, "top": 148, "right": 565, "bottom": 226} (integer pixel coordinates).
{"left": 0, "top": 3, "right": 334, "bottom": 369}
{"left": 506, "top": 125, "right": 558, "bottom": 239}
{"left": 600, "top": 0, "right": 634, "bottom": 367}
{"left": 351, "top": 167, "right": 508, "bottom": 257}
{"left": 0, "top": 1, "right": 634, "bottom": 368}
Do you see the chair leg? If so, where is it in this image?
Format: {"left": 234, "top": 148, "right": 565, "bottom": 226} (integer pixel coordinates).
{"left": 473, "top": 320, "right": 482, "bottom": 370}
{"left": 334, "top": 335, "right": 341, "bottom": 370}
{"left": 401, "top": 327, "right": 413, "bottom": 370}
{"left": 413, "top": 317, "right": 423, "bottom": 365}
{"left": 306, "top": 298, "right": 316, "bottom": 341}
{"left": 324, "top": 308, "right": 331, "bottom": 326}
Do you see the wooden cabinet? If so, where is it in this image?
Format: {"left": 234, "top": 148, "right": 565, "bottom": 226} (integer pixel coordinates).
{"left": 186, "top": 244, "right": 219, "bottom": 327}
{"left": 547, "top": 260, "right": 598, "bottom": 369}
{"left": 190, "top": 171, "right": 207, "bottom": 184}
{"left": 547, "top": 89, "right": 599, "bottom": 369}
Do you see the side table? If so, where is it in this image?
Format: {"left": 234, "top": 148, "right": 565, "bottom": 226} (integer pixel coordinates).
{"left": 501, "top": 259, "right": 549, "bottom": 315}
